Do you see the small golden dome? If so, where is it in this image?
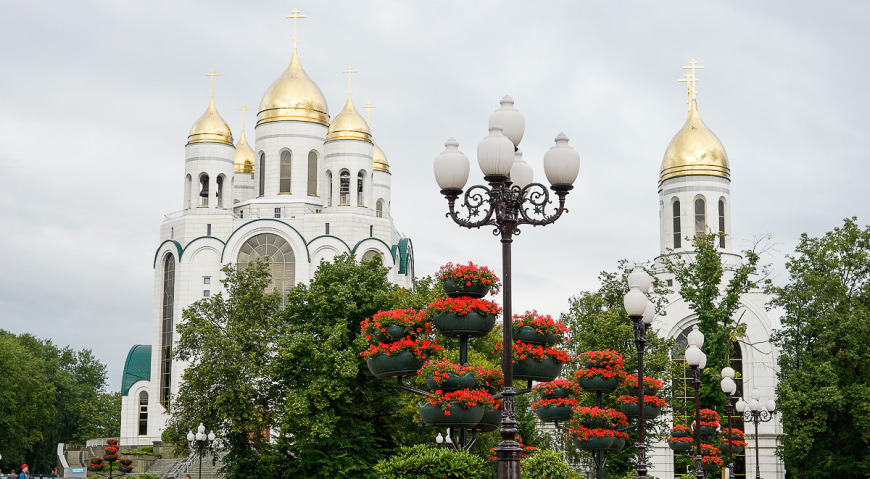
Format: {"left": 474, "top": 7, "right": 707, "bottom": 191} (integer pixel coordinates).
{"left": 187, "top": 97, "right": 234, "bottom": 146}
{"left": 234, "top": 129, "right": 255, "bottom": 173}
{"left": 373, "top": 142, "right": 389, "bottom": 172}
{"left": 326, "top": 95, "right": 372, "bottom": 143}
{"left": 258, "top": 48, "right": 330, "bottom": 126}
{"left": 660, "top": 99, "right": 729, "bottom": 187}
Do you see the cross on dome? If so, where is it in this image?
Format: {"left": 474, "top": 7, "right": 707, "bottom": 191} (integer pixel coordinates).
{"left": 237, "top": 104, "right": 250, "bottom": 128}
{"left": 342, "top": 65, "right": 358, "bottom": 94}
{"left": 285, "top": 8, "right": 306, "bottom": 48}
{"left": 362, "top": 101, "right": 376, "bottom": 126}
{"left": 205, "top": 69, "right": 220, "bottom": 97}
{"left": 678, "top": 59, "right": 704, "bottom": 103}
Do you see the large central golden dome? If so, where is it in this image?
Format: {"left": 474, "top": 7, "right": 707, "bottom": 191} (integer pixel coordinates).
{"left": 258, "top": 48, "right": 329, "bottom": 126}
{"left": 660, "top": 99, "right": 729, "bottom": 188}
{"left": 327, "top": 95, "right": 372, "bottom": 143}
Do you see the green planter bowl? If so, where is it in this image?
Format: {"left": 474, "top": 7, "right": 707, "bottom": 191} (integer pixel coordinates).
{"left": 509, "top": 356, "right": 563, "bottom": 382}
{"left": 425, "top": 372, "right": 477, "bottom": 391}
{"left": 627, "top": 385, "right": 661, "bottom": 396}
{"left": 471, "top": 407, "right": 502, "bottom": 432}
{"left": 373, "top": 324, "right": 407, "bottom": 342}
{"left": 670, "top": 429, "right": 692, "bottom": 438}
{"left": 539, "top": 387, "right": 571, "bottom": 399}
{"left": 702, "top": 460, "right": 722, "bottom": 472}
{"left": 719, "top": 442, "right": 745, "bottom": 455}
{"left": 419, "top": 402, "right": 485, "bottom": 428}
{"left": 535, "top": 404, "right": 574, "bottom": 422}
{"left": 513, "top": 326, "right": 559, "bottom": 345}
{"left": 434, "top": 311, "right": 496, "bottom": 338}
{"left": 619, "top": 402, "right": 662, "bottom": 419}
{"left": 573, "top": 435, "right": 614, "bottom": 451}
{"left": 695, "top": 425, "right": 718, "bottom": 436}
{"left": 578, "top": 375, "right": 619, "bottom": 393}
{"left": 607, "top": 436, "right": 626, "bottom": 452}
{"left": 443, "top": 279, "right": 490, "bottom": 298}
{"left": 87, "top": 466, "right": 104, "bottom": 472}
{"left": 119, "top": 466, "right": 134, "bottom": 473}
{"left": 668, "top": 440, "right": 693, "bottom": 452}
{"left": 581, "top": 417, "right": 610, "bottom": 429}
{"left": 366, "top": 350, "right": 426, "bottom": 379}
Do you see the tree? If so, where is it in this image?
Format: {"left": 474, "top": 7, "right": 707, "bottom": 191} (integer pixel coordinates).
{"left": 659, "top": 232, "right": 763, "bottom": 411}
{"left": 73, "top": 391, "right": 122, "bottom": 442}
{"left": 767, "top": 217, "right": 870, "bottom": 478}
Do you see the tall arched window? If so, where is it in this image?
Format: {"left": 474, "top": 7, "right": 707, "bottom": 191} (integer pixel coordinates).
{"left": 357, "top": 171, "right": 365, "bottom": 206}
{"left": 184, "top": 174, "right": 192, "bottom": 209}
{"left": 199, "top": 174, "right": 209, "bottom": 207}
{"left": 258, "top": 153, "right": 265, "bottom": 197}
{"left": 308, "top": 151, "right": 318, "bottom": 196}
{"left": 138, "top": 391, "right": 149, "bottom": 436}
{"left": 718, "top": 199, "right": 726, "bottom": 248}
{"left": 216, "top": 175, "right": 224, "bottom": 208}
{"left": 694, "top": 197, "right": 706, "bottom": 238}
{"left": 376, "top": 199, "right": 384, "bottom": 218}
{"left": 672, "top": 200, "right": 681, "bottom": 249}
{"left": 280, "top": 150, "right": 292, "bottom": 193}
{"left": 339, "top": 171, "right": 350, "bottom": 205}
{"left": 160, "top": 254, "right": 175, "bottom": 409}
{"left": 326, "top": 171, "right": 333, "bottom": 207}
{"left": 237, "top": 233, "right": 295, "bottom": 307}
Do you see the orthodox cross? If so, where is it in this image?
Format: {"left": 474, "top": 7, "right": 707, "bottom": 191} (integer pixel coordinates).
{"left": 342, "top": 65, "right": 358, "bottom": 94}
{"left": 285, "top": 8, "right": 306, "bottom": 48}
{"left": 362, "top": 101, "right": 376, "bottom": 126}
{"left": 680, "top": 58, "right": 704, "bottom": 102}
{"left": 237, "top": 104, "right": 250, "bottom": 128}
{"left": 205, "top": 69, "right": 220, "bottom": 97}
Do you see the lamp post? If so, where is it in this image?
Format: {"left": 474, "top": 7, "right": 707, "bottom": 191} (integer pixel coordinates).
{"left": 720, "top": 368, "right": 738, "bottom": 479}
{"left": 735, "top": 390, "right": 775, "bottom": 479}
{"left": 684, "top": 326, "right": 707, "bottom": 478}
{"left": 623, "top": 264, "right": 655, "bottom": 479}
{"left": 434, "top": 96, "right": 581, "bottom": 479}
{"left": 186, "top": 423, "right": 216, "bottom": 479}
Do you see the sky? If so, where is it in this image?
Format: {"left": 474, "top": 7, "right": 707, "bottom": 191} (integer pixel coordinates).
{"left": 1, "top": 1, "right": 868, "bottom": 390}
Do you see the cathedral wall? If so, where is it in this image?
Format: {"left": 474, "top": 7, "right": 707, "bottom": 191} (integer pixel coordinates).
{"left": 184, "top": 142, "right": 235, "bottom": 210}
{"left": 658, "top": 175, "right": 732, "bottom": 255}
{"left": 372, "top": 170, "right": 391, "bottom": 217}
{"left": 253, "top": 120, "right": 327, "bottom": 199}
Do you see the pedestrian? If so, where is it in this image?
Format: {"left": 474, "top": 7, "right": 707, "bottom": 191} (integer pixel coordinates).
{"left": 7, "top": 468, "right": 16, "bottom": 479}
{"left": 18, "top": 464, "right": 29, "bottom": 479}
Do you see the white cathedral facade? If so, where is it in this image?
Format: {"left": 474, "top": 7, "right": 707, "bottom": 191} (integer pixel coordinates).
{"left": 118, "top": 38, "right": 414, "bottom": 444}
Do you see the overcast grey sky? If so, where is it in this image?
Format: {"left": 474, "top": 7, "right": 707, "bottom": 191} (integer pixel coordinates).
{"left": 1, "top": 1, "right": 867, "bottom": 390}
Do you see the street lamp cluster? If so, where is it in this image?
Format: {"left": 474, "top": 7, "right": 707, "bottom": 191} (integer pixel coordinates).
{"left": 737, "top": 389, "right": 776, "bottom": 479}
{"left": 186, "top": 423, "right": 216, "bottom": 479}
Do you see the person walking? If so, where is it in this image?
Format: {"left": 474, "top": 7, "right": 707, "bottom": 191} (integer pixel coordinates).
{"left": 18, "top": 464, "right": 29, "bottom": 479}
{"left": 7, "top": 468, "right": 16, "bottom": 479}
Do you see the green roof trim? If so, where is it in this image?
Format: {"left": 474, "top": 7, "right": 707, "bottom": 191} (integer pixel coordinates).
{"left": 180, "top": 236, "right": 226, "bottom": 260}
{"left": 352, "top": 237, "right": 396, "bottom": 265}
{"left": 121, "top": 345, "right": 151, "bottom": 396}
{"left": 397, "top": 238, "right": 413, "bottom": 275}
{"left": 220, "top": 219, "right": 311, "bottom": 262}
{"left": 152, "top": 240, "right": 183, "bottom": 268}
{"left": 306, "top": 235, "right": 352, "bottom": 252}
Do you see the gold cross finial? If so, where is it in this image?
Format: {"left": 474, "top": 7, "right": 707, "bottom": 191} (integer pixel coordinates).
{"left": 680, "top": 59, "right": 704, "bottom": 103}
{"left": 285, "top": 8, "right": 306, "bottom": 48}
{"left": 342, "top": 65, "right": 358, "bottom": 94}
{"left": 678, "top": 72, "right": 695, "bottom": 106}
{"left": 205, "top": 69, "right": 220, "bottom": 98}
{"left": 237, "top": 104, "right": 250, "bottom": 128}
{"left": 362, "top": 102, "right": 376, "bottom": 126}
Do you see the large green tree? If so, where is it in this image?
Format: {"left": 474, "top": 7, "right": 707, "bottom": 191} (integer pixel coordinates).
{"left": 767, "top": 217, "right": 870, "bottom": 478}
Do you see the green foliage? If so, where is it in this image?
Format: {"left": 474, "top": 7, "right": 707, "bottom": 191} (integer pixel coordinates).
{"left": 767, "top": 217, "right": 870, "bottom": 478}
{"left": 137, "top": 474, "right": 161, "bottom": 479}
{"left": 520, "top": 450, "right": 583, "bottom": 479}
{"left": 660, "top": 233, "right": 762, "bottom": 411}
{"left": 373, "top": 444, "right": 491, "bottom": 479}
{"left": 73, "top": 391, "right": 121, "bottom": 442}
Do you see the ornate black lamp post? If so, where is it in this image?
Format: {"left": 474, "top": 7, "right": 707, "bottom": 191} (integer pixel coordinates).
{"left": 186, "top": 423, "right": 216, "bottom": 479}
{"left": 623, "top": 265, "right": 656, "bottom": 479}
{"left": 720, "top": 367, "right": 738, "bottom": 479}
{"left": 684, "top": 326, "right": 708, "bottom": 478}
{"left": 434, "top": 96, "right": 581, "bottom": 479}
{"left": 735, "top": 390, "right": 775, "bottom": 479}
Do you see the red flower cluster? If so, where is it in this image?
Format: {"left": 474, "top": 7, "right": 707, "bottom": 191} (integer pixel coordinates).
{"left": 427, "top": 389, "right": 495, "bottom": 412}
{"left": 699, "top": 408, "right": 722, "bottom": 423}
{"left": 622, "top": 375, "right": 664, "bottom": 389}
{"left": 666, "top": 436, "right": 693, "bottom": 445}
{"left": 615, "top": 395, "right": 668, "bottom": 408}
{"left": 427, "top": 296, "right": 502, "bottom": 317}
{"left": 360, "top": 309, "right": 430, "bottom": 342}
{"left": 470, "top": 366, "right": 504, "bottom": 390}
{"left": 700, "top": 455, "right": 725, "bottom": 467}
{"left": 570, "top": 406, "right": 628, "bottom": 428}
{"left": 436, "top": 261, "right": 502, "bottom": 294}
{"left": 89, "top": 457, "right": 104, "bottom": 466}
{"left": 700, "top": 443, "right": 722, "bottom": 457}
{"left": 513, "top": 310, "right": 567, "bottom": 339}
{"left": 493, "top": 340, "right": 573, "bottom": 364}
{"left": 417, "top": 359, "right": 469, "bottom": 384}
{"left": 574, "top": 350, "right": 626, "bottom": 380}
{"left": 670, "top": 424, "right": 693, "bottom": 436}
{"left": 722, "top": 438, "right": 748, "bottom": 448}
{"left": 534, "top": 378, "right": 581, "bottom": 397}
{"left": 570, "top": 426, "right": 617, "bottom": 441}
{"left": 359, "top": 337, "right": 444, "bottom": 360}
{"left": 721, "top": 427, "right": 744, "bottom": 438}
{"left": 530, "top": 397, "right": 579, "bottom": 412}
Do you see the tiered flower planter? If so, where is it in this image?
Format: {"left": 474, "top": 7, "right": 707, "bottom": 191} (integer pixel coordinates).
{"left": 575, "top": 350, "right": 626, "bottom": 393}
{"left": 667, "top": 425, "right": 694, "bottom": 452}
{"left": 501, "top": 311, "right": 571, "bottom": 383}
{"left": 616, "top": 395, "right": 666, "bottom": 419}
{"left": 361, "top": 309, "right": 442, "bottom": 379}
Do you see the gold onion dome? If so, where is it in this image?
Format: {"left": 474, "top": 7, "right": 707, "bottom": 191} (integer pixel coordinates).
{"left": 327, "top": 95, "right": 372, "bottom": 142}
{"left": 660, "top": 99, "right": 729, "bottom": 187}
{"left": 187, "top": 97, "right": 234, "bottom": 146}
{"left": 234, "top": 129, "right": 255, "bottom": 173}
{"left": 373, "top": 142, "right": 389, "bottom": 172}
{"left": 258, "top": 48, "right": 330, "bottom": 126}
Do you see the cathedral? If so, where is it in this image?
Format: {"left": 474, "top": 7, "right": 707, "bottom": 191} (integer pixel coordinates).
{"left": 647, "top": 64, "right": 784, "bottom": 478}
{"left": 118, "top": 16, "right": 414, "bottom": 444}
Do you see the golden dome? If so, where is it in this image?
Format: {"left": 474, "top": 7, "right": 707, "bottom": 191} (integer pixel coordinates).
{"left": 373, "top": 141, "right": 389, "bottom": 172}
{"left": 187, "top": 97, "right": 234, "bottom": 146}
{"left": 660, "top": 99, "right": 729, "bottom": 187}
{"left": 258, "top": 48, "right": 330, "bottom": 126}
{"left": 234, "top": 129, "right": 255, "bottom": 173}
{"left": 326, "top": 95, "right": 372, "bottom": 143}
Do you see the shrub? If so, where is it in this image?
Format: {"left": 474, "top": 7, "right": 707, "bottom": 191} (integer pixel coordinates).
{"left": 520, "top": 449, "right": 583, "bottom": 479}
{"left": 374, "top": 444, "right": 490, "bottom": 479}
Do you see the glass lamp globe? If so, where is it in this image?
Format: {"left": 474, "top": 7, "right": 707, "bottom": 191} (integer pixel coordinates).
{"left": 187, "top": 431, "right": 195, "bottom": 442}
{"left": 543, "top": 133, "right": 580, "bottom": 189}
{"left": 196, "top": 431, "right": 205, "bottom": 441}
{"left": 488, "top": 95, "right": 525, "bottom": 147}
{"left": 721, "top": 376, "right": 736, "bottom": 395}
{"left": 766, "top": 399, "right": 776, "bottom": 412}
{"left": 623, "top": 288, "right": 648, "bottom": 317}
{"left": 698, "top": 351, "right": 708, "bottom": 370}
{"left": 434, "top": 138, "right": 470, "bottom": 191}
{"left": 735, "top": 398, "right": 746, "bottom": 412}
{"left": 721, "top": 367, "right": 735, "bottom": 379}
{"left": 685, "top": 344, "right": 703, "bottom": 367}
{"left": 477, "top": 124, "right": 515, "bottom": 178}
{"left": 641, "top": 300, "right": 655, "bottom": 325}
{"left": 435, "top": 433, "right": 444, "bottom": 444}
{"left": 751, "top": 389, "right": 761, "bottom": 401}
{"left": 509, "top": 150, "right": 533, "bottom": 188}
{"left": 208, "top": 431, "right": 216, "bottom": 441}
{"left": 197, "top": 423, "right": 206, "bottom": 434}
{"left": 749, "top": 398, "right": 762, "bottom": 412}
{"left": 627, "top": 264, "right": 652, "bottom": 294}
{"left": 686, "top": 325, "right": 705, "bottom": 349}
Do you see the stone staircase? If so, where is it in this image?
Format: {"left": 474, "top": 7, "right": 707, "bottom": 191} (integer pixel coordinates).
{"left": 145, "top": 454, "right": 224, "bottom": 479}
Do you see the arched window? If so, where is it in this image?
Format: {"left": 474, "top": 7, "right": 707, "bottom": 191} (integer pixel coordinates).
{"left": 216, "top": 175, "right": 224, "bottom": 208}
{"left": 376, "top": 199, "right": 384, "bottom": 218}
{"left": 357, "top": 171, "right": 365, "bottom": 206}
{"left": 718, "top": 199, "right": 726, "bottom": 248}
{"left": 160, "top": 254, "right": 175, "bottom": 409}
{"left": 326, "top": 171, "right": 333, "bottom": 207}
{"left": 694, "top": 197, "right": 706, "bottom": 238}
{"left": 199, "top": 174, "right": 209, "bottom": 207}
{"left": 138, "top": 391, "right": 149, "bottom": 436}
{"left": 672, "top": 200, "right": 681, "bottom": 249}
{"left": 308, "top": 151, "right": 318, "bottom": 196}
{"left": 339, "top": 171, "right": 350, "bottom": 205}
{"left": 362, "top": 250, "right": 383, "bottom": 264}
{"left": 237, "top": 233, "right": 295, "bottom": 307}
{"left": 258, "top": 153, "right": 265, "bottom": 197}
{"left": 280, "top": 150, "right": 292, "bottom": 194}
